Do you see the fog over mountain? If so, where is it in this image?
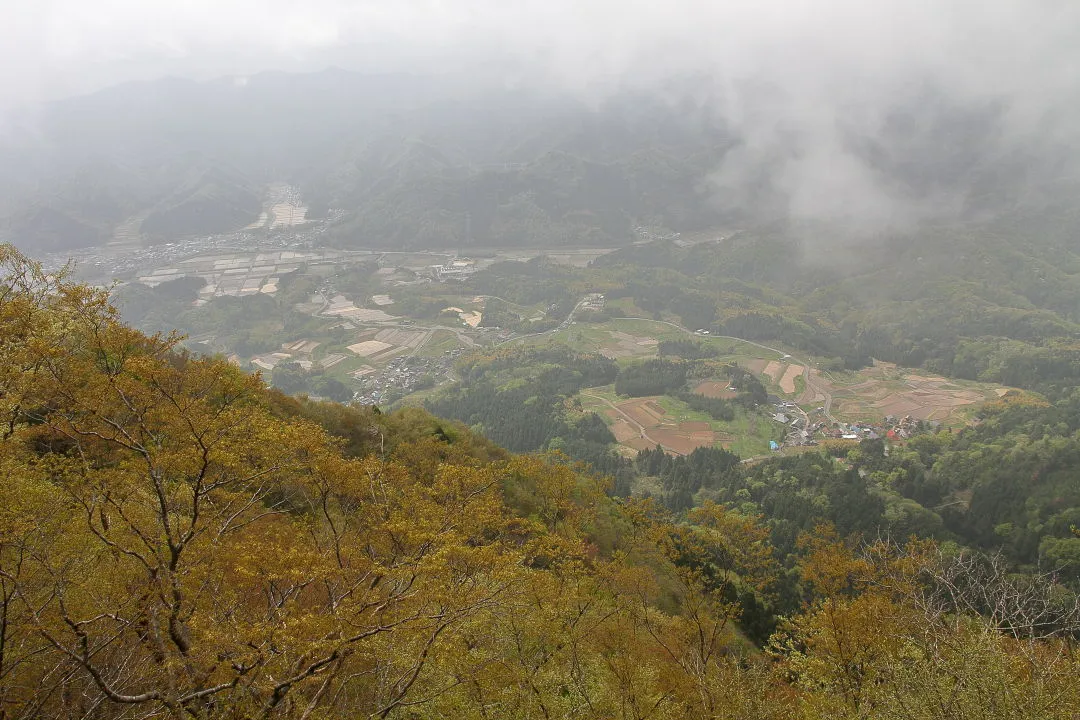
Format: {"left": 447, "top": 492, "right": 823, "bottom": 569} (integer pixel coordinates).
{"left": 7, "top": 7, "right": 1080, "bottom": 718}
{"left": 2, "top": 0, "right": 1079, "bottom": 250}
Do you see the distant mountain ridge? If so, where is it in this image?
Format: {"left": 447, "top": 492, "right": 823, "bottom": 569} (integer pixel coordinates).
{"left": 1, "top": 67, "right": 1076, "bottom": 252}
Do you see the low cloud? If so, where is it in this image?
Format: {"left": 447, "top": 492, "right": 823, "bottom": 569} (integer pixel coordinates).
{"left": 4, "top": 0, "right": 1078, "bottom": 228}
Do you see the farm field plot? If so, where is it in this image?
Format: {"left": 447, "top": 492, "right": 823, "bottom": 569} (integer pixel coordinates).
{"left": 321, "top": 295, "right": 398, "bottom": 322}
{"left": 763, "top": 361, "right": 783, "bottom": 382}
{"left": 538, "top": 249, "right": 616, "bottom": 266}
{"left": 349, "top": 365, "right": 377, "bottom": 379}
{"left": 544, "top": 326, "right": 614, "bottom": 352}
{"left": 753, "top": 359, "right": 807, "bottom": 395}
{"left": 269, "top": 204, "right": 308, "bottom": 228}
{"left": 581, "top": 391, "right": 777, "bottom": 458}
{"left": 779, "top": 365, "right": 803, "bottom": 393}
{"left": 611, "top": 397, "right": 716, "bottom": 455}
{"left": 608, "top": 418, "right": 640, "bottom": 443}
{"left": 553, "top": 328, "right": 658, "bottom": 360}
{"left": 606, "top": 318, "right": 689, "bottom": 342}
{"left": 319, "top": 353, "right": 347, "bottom": 369}
{"left": 619, "top": 398, "right": 667, "bottom": 428}
{"left": 385, "top": 253, "right": 453, "bottom": 270}
{"left": 416, "top": 330, "right": 464, "bottom": 358}
{"left": 347, "top": 340, "right": 394, "bottom": 357}
{"left": 736, "top": 354, "right": 1011, "bottom": 425}
{"left": 807, "top": 362, "right": 1014, "bottom": 423}
{"left": 553, "top": 318, "right": 778, "bottom": 369}
{"left": 552, "top": 319, "right": 693, "bottom": 359}
{"left": 372, "top": 328, "right": 427, "bottom": 348}
{"left": 695, "top": 381, "right": 737, "bottom": 399}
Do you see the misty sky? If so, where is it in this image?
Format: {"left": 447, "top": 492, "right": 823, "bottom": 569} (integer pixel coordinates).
{"left": 5, "top": 0, "right": 1078, "bottom": 108}
{"left": 4, "top": 0, "right": 1079, "bottom": 230}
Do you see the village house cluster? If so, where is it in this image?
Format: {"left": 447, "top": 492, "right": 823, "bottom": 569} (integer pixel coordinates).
{"left": 353, "top": 351, "right": 465, "bottom": 406}
{"left": 770, "top": 393, "right": 933, "bottom": 451}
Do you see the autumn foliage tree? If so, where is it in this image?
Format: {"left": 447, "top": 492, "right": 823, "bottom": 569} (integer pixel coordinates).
{"left": 0, "top": 243, "right": 1077, "bottom": 720}
{"left": 0, "top": 247, "right": 550, "bottom": 718}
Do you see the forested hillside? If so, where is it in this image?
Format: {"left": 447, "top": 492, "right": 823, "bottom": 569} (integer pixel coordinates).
{"left": 591, "top": 210, "right": 1080, "bottom": 393}
{"left": 0, "top": 72, "right": 730, "bottom": 251}
{"left": 422, "top": 340, "right": 1080, "bottom": 579}
{"left": 0, "top": 153, "right": 262, "bottom": 251}
{"left": 2, "top": 248, "right": 1078, "bottom": 719}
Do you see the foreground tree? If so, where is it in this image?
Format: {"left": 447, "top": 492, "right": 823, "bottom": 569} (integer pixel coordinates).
{"left": 0, "top": 248, "right": 535, "bottom": 718}
{"left": 778, "top": 530, "right": 1080, "bottom": 720}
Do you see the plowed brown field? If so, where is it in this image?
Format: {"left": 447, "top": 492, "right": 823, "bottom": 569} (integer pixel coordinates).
{"left": 695, "top": 381, "right": 737, "bottom": 399}
{"left": 601, "top": 397, "right": 719, "bottom": 456}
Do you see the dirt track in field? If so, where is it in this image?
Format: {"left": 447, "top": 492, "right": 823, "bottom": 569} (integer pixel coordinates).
{"left": 587, "top": 395, "right": 718, "bottom": 456}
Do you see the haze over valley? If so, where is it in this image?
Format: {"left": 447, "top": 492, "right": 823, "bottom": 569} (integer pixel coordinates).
{"left": 3, "top": 2, "right": 1080, "bottom": 719}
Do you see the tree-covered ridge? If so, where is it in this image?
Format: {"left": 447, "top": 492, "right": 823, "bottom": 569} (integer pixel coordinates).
{"left": 0, "top": 244, "right": 1077, "bottom": 719}
{"left": 1, "top": 75, "right": 732, "bottom": 252}
{"left": 623, "top": 391, "right": 1080, "bottom": 578}
{"left": 587, "top": 210, "right": 1080, "bottom": 392}
{"left": 7, "top": 67, "right": 1078, "bottom": 254}
{"left": 424, "top": 346, "right": 630, "bottom": 480}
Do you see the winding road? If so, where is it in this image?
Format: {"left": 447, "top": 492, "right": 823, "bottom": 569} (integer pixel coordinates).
{"left": 492, "top": 298, "right": 588, "bottom": 349}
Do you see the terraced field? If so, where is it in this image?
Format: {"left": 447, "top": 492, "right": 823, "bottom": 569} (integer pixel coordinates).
{"left": 807, "top": 363, "right": 1006, "bottom": 423}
